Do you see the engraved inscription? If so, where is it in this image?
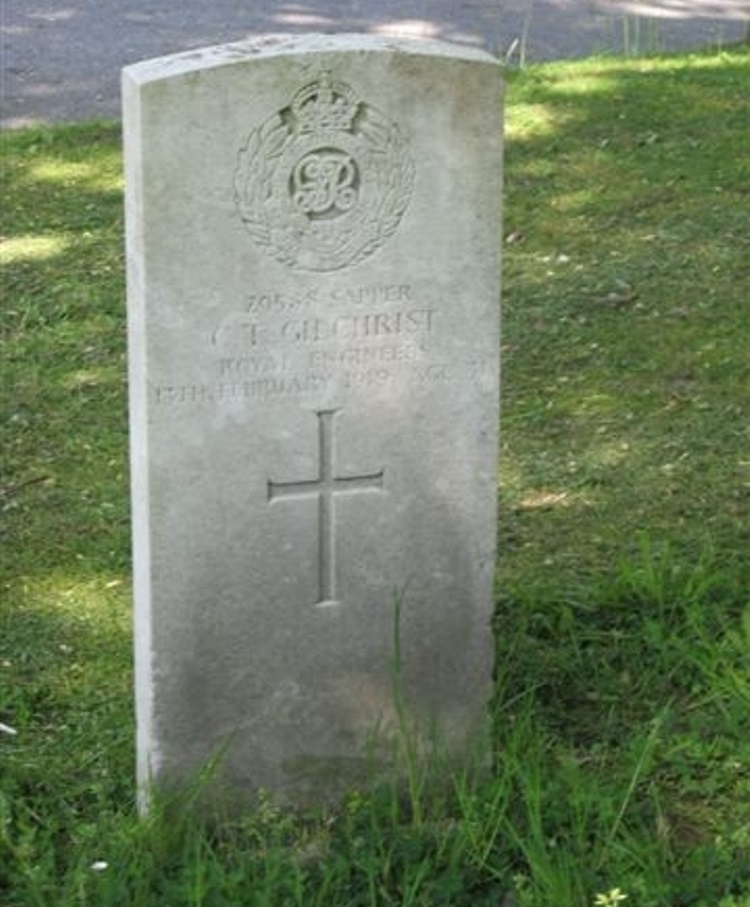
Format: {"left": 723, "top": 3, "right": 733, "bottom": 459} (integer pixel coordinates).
{"left": 153, "top": 358, "right": 492, "bottom": 406}
{"left": 279, "top": 309, "right": 433, "bottom": 343}
{"left": 234, "top": 73, "right": 414, "bottom": 272}
{"left": 152, "top": 280, "right": 496, "bottom": 406}
{"left": 267, "top": 409, "right": 384, "bottom": 606}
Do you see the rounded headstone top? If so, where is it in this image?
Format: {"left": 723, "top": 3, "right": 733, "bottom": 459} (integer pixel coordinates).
{"left": 122, "top": 33, "right": 500, "bottom": 86}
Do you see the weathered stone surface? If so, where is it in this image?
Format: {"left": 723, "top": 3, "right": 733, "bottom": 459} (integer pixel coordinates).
{"left": 124, "top": 34, "right": 503, "bottom": 806}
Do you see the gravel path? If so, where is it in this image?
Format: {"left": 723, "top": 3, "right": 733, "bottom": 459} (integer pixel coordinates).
{"left": 2, "top": 0, "right": 747, "bottom": 128}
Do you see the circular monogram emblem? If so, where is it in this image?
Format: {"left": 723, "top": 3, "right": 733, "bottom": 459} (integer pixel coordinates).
{"left": 234, "top": 73, "right": 415, "bottom": 272}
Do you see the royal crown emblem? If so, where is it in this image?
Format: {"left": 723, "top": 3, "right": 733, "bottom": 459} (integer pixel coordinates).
{"left": 234, "top": 73, "right": 414, "bottom": 272}
{"left": 291, "top": 74, "right": 359, "bottom": 135}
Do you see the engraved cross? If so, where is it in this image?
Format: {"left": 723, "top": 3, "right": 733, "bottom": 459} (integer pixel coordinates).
{"left": 267, "top": 409, "right": 384, "bottom": 607}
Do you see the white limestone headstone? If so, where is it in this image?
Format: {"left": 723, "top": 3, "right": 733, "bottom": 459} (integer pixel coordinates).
{"left": 124, "top": 34, "right": 503, "bottom": 807}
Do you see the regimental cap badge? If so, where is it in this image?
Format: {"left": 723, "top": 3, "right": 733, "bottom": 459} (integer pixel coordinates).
{"left": 234, "top": 72, "right": 415, "bottom": 273}
{"left": 291, "top": 72, "right": 359, "bottom": 136}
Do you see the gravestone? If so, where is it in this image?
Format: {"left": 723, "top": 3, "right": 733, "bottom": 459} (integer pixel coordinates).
{"left": 124, "top": 34, "right": 503, "bottom": 808}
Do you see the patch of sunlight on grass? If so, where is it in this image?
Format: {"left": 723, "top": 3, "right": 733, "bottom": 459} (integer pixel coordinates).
{"left": 637, "top": 52, "right": 749, "bottom": 74}
{"left": 574, "top": 393, "right": 622, "bottom": 417}
{"left": 28, "top": 157, "right": 122, "bottom": 192}
{"left": 517, "top": 488, "right": 589, "bottom": 510}
{"left": 60, "top": 366, "right": 122, "bottom": 391}
{"left": 0, "top": 233, "right": 70, "bottom": 264}
{"left": 542, "top": 71, "right": 621, "bottom": 97}
{"left": 501, "top": 452, "right": 593, "bottom": 509}
{"left": 585, "top": 441, "right": 632, "bottom": 468}
{"left": 552, "top": 184, "right": 609, "bottom": 214}
{"left": 576, "top": 52, "right": 748, "bottom": 84}
{"left": 524, "top": 52, "right": 749, "bottom": 104}
{"left": 506, "top": 103, "right": 567, "bottom": 140}
{"left": 500, "top": 459, "right": 524, "bottom": 495}
{"left": 12, "top": 573, "right": 130, "bottom": 621}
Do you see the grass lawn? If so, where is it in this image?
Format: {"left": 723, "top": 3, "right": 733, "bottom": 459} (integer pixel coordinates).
{"left": 2, "top": 46, "right": 750, "bottom": 906}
